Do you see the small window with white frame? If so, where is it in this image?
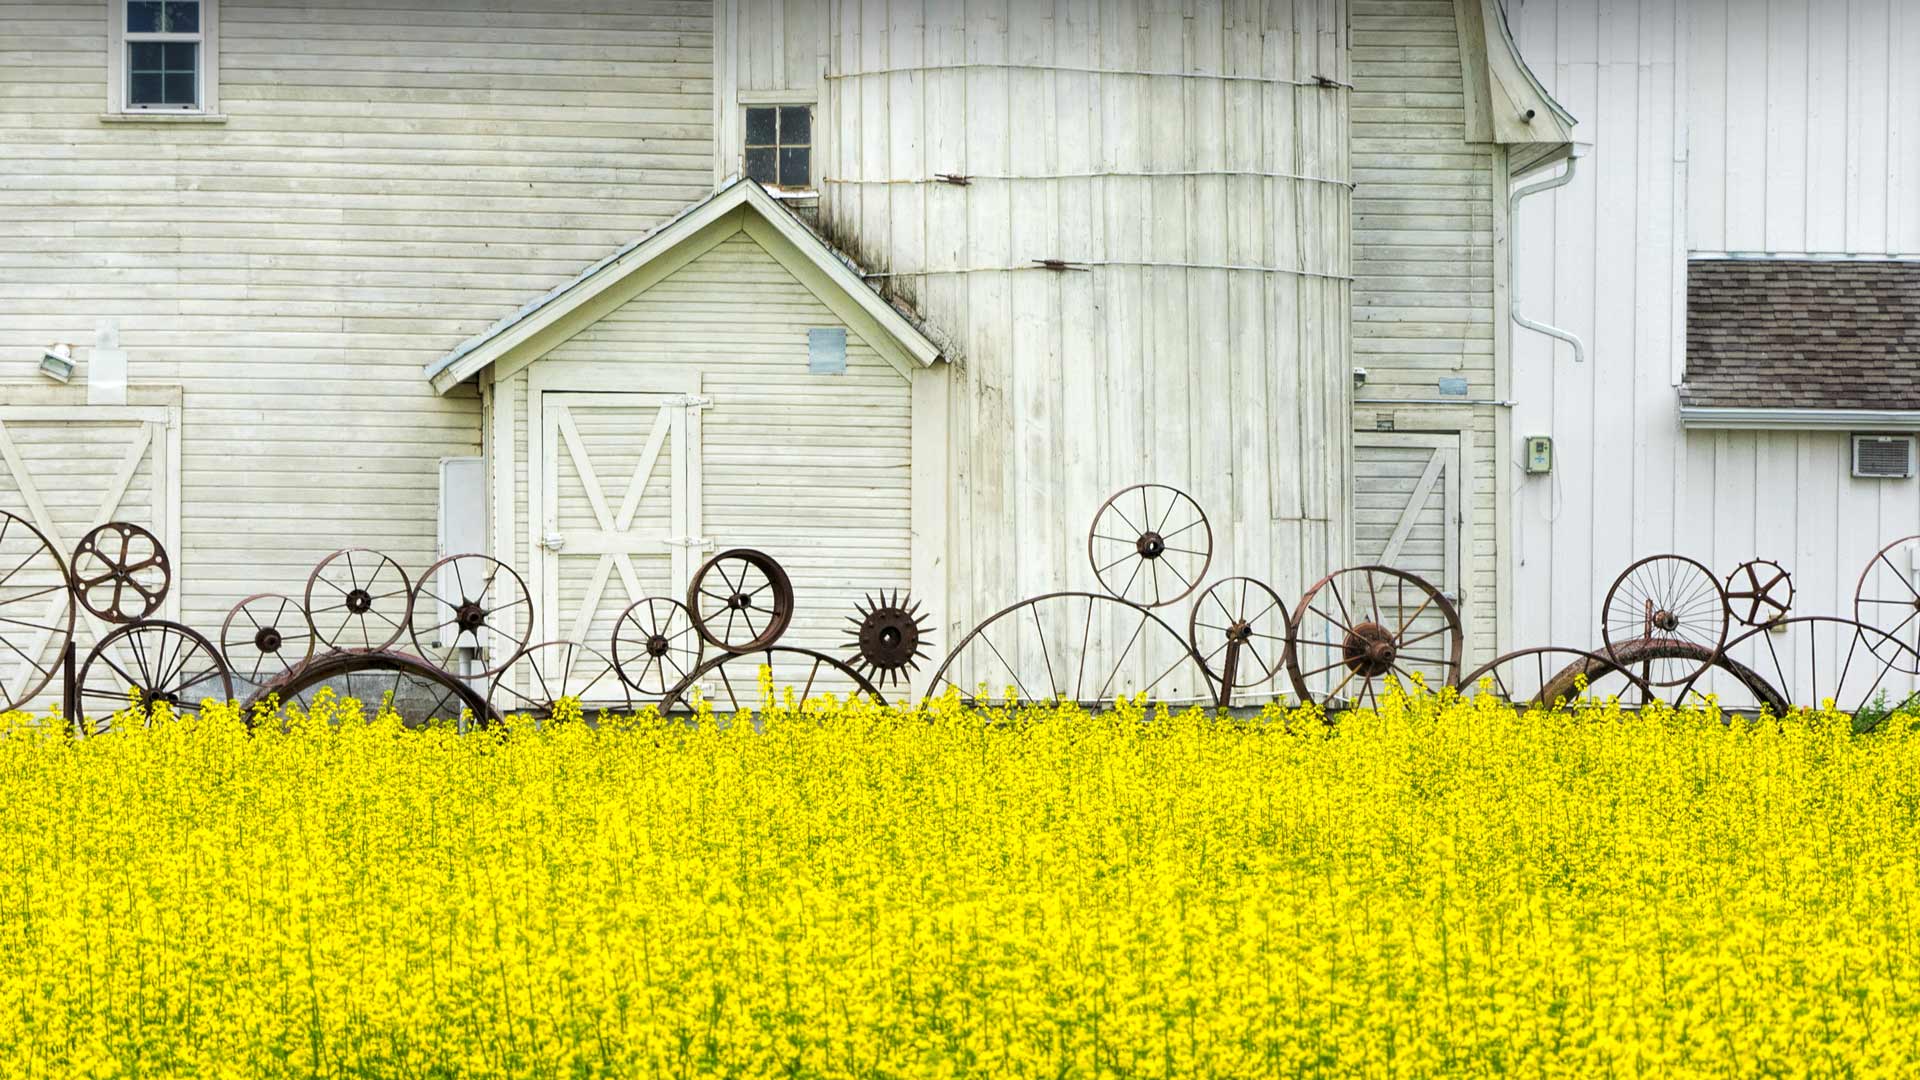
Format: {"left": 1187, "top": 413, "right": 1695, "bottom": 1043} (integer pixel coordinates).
{"left": 108, "top": 0, "right": 219, "bottom": 115}
{"left": 744, "top": 105, "right": 812, "bottom": 191}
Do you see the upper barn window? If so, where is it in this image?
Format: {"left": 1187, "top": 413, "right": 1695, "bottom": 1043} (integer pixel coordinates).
{"left": 108, "top": 0, "right": 220, "bottom": 116}
{"left": 744, "top": 106, "right": 812, "bottom": 191}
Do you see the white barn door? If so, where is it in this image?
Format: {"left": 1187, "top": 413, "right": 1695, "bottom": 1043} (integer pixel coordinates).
{"left": 536, "top": 388, "right": 701, "bottom": 695}
{"left": 1353, "top": 431, "right": 1468, "bottom": 649}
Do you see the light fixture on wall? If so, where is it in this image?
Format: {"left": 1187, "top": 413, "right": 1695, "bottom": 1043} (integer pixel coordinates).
{"left": 39, "top": 343, "right": 74, "bottom": 383}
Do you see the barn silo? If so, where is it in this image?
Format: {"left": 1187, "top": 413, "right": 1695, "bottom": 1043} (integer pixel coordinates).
{"left": 813, "top": 0, "right": 1351, "bottom": 681}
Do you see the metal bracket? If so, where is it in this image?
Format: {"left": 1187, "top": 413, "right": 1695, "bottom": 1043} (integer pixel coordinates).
{"left": 537, "top": 533, "right": 565, "bottom": 551}
{"left": 680, "top": 394, "right": 714, "bottom": 411}
{"left": 667, "top": 535, "right": 714, "bottom": 552}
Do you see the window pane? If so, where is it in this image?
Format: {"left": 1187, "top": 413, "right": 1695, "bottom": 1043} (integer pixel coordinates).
{"left": 164, "top": 42, "right": 196, "bottom": 69}
{"left": 129, "top": 41, "right": 163, "bottom": 73}
{"left": 129, "top": 73, "right": 163, "bottom": 104}
{"left": 163, "top": 0, "right": 198, "bottom": 33}
{"left": 779, "top": 106, "right": 811, "bottom": 146}
{"left": 779, "top": 147, "right": 810, "bottom": 188}
{"left": 127, "top": 1, "right": 161, "bottom": 32}
{"left": 745, "top": 148, "right": 777, "bottom": 185}
{"left": 163, "top": 72, "right": 196, "bottom": 105}
{"left": 745, "top": 107, "right": 776, "bottom": 146}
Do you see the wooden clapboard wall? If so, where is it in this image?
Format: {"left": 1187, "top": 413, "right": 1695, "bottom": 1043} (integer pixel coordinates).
{"left": 803, "top": 0, "right": 1353, "bottom": 649}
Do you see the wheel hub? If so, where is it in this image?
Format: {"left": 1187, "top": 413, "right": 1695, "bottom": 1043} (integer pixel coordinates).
{"left": 345, "top": 588, "right": 373, "bottom": 615}
{"left": 645, "top": 633, "right": 670, "bottom": 658}
{"left": 455, "top": 600, "right": 487, "bottom": 634}
{"left": 253, "top": 626, "right": 282, "bottom": 653}
{"left": 727, "top": 591, "right": 754, "bottom": 612}
{"left": 1227, "top": 620, "right": 1253, "bottom": 645}
{"left": 1652, "top": 608, "right": 1679, "bottom": 633}
{"left": 142, "top": 688, "right": 179, "bottom": 709}
{"left": 1342, "top": 621, "right": 1398, "bottom": 678}
{"left": 1136, "top": 531, "right": 1166, "bottom": 559}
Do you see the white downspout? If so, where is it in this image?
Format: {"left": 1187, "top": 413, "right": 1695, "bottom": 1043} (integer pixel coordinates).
{"left": 1509, "top": 148, "right": 1587, "bottom": 363}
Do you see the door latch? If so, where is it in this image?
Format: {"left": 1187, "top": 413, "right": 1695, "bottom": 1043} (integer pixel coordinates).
{"left": 538, "top": 533, "right": 565, "bottom": 552}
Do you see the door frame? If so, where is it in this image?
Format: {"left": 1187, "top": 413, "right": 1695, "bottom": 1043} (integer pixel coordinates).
{"left": 1351, "top": 429, "right": 1473, "bottom": 648}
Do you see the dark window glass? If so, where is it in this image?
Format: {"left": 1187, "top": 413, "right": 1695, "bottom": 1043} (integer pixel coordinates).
{"left": 745, "top": 148, "right": 777, "bottom": 185}
{"left": 128, "top": 40, "right": 196, "bottom": 105}
{"left": 164, "top": 72, "right": 195, "bottom": 103}
{"left": 127, "top": 1, "right": 161, "bottom": 32}
{"left": 166, "top": 1, "right": 198, "bottom": 32}
{"left": 127, "top": 0, "right": 198, "bottom": 33}
{"left": 779, "top": 147, "right": 810, "bottom": 188}
{"left": 779, "top": 106, "right": 810, "bottom": 145}
{"left": 745, "top": 107, "right": 777, "bottom": 146}
{"left": 164, "top": 41, "right": 195, "bottom": 69}
{"left": 130, "top": 73, "right": 162, "bottom": 103}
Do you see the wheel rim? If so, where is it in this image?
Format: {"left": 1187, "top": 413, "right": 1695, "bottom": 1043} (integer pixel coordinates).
{"left": 76, "top": 620, "right": 232, "bottom": 732}
{"left": 1286, "top": 566, "right": 1463, "bottom": 708}
{"left": 306, "top": 549, "right": 413, "bottom": 652}
{"left": 1599, "top": 555, "right": 1729, "bottom": 687}
{"left": 0, "top": 510, "right": 75, "bottom": 712}
{"left": 1087, "top": 484, "right": 1212, "bottom": 608}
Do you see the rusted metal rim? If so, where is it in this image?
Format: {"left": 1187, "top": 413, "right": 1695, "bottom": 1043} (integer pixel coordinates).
{"left": 1673, "top": 616, "right": 1920, "bottom": 717}
{"left": 75, "top": 619, "right": 232, "bottom": 734}
{"left": 687, "top": 548, "right": 794, "bottom": 654}
{"left": 929, "top": 590, "right": 1218, "bottom": 706}
{"left": 1087, "top": 484, "right": 1212, "bottom": 608}
{"left": 219, "top": 593, "right": 317, "bottom": 687}
{"left": 658, "top": 645, "right": 884, "bottom": 713}
{"left": 611, "top": 596, "right": 706, "bottom": 695}
{"left": 1286, "top": 565, "right": 1463, "bottom": 708}
{"left": 1853, "top": 536, "right": 1920, "bottom": 674}
{"left": 408, "top": 553, "right": 532, "bottom": 678}
{"left": 0, "top": 509, "right": 75, "bottom": 712}
{"left": 847, "top": 589, "right": 932, "bottom": 690}
{"left": 70, "top": 521, "right": 169, "bottom": 624}
{"left": 1187, "top": 576, "right": 1291, "bottom": 698}
{"left": 1724, "top": 559, "right": 1794, "bottom": 628}
{"left": 1456, "top": 646, "right": 1656, "bottom": 708}
{"left": 489, "top": 640, "right": 633, "bottom": 719}
{"left": 305, "top": 548, "right": 413, "bottom": 653}
{"left": 244, "top": 648, "right": 498, "bottom": 729}
{"left": 1544, "top": 638, "right": 1782, "bottom": 715}
{"left": 1599, "top": 555, "right": 1729, "bottom": 687}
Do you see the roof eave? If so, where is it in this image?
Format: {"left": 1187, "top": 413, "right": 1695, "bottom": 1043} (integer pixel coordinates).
{"left": 1678, "top": 404, "right": 1920, "bottom": 432}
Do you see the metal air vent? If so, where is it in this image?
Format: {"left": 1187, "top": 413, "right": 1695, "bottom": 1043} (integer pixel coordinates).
{"left": 1853, "top": 435, "right": 1916, "bottom": 479}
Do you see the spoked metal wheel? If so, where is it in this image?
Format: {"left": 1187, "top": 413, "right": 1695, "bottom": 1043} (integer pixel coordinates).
{"left": 1600, "top": 555, "right": 1729, "bottom": 687}
{"left": 1286, "top": 566, "right": 1463, "bottom": 708}
{"left": 688, "top": 549, "right": 794, "bottom": 653}
{"left": 1854, "top": 537, "right": 1920, "bottom": 674}
{"left": 220, "top": 593, "right": 317, "bottom": 688}
{"left": 306, "top": 549, "right": 412, "bottom": 652}
{"left": 75, "top": 620, "right": 233, "bottom": 733}
{"left": 1187, "top": 577, "right": 1291, "bottom": 704}
{"left": 71, "top": 521, "right": 170, "bottom": 624}
{"left": 1725, "top": 559, "right": 1793, "bottom": 628}
{"left": 611, "top": 597, "right": 706, "bottom": 696}
{"left": 1674, "top": 616, "right": 1920, "bottom": 721}
{"left": 246, "top": 650, "right": 496, "bottom": 730}
{"left": 1456, "top": 647, "right": 1655, "bottom": 708}
{"left": 928, "top": 591, "right": 1216, "bottom": 707}
{"left": 408, "top": 554, "right": 532, "bottom": 678}
{"left": 0, "top": 510, "right": 75, "bottom": 713}
{"left": 489, "top": 640, "right": 634, "bottom": 719}
{"left": 659, "top": 646, "right": 884, "bottom": 714}
{"left": 1088, "top": 484, "right": 1212, "bottom": 607}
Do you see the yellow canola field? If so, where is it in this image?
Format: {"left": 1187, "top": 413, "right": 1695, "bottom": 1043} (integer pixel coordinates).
{"left": 3, "top": 686, "right": 1919, "bottom": 1078}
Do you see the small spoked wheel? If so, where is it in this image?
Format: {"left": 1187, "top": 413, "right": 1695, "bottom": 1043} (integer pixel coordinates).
{"left": 1600, "top": 555, "right": 1729, "bottom": 687}
{"left": 75, "top": 620, "right": 232, "bottom": 733}
{"left": 306, "top": 549, "right": 413, "bottom": 652}
{"left": 220, "top": 593, "right": 317, "bottom": 686}
{"left": 687, "top": 549, "right": 794, "bottom": 653}
{"left": 71, "top": 521, "right": 170, "bottom": 624}
{"left": 611, "top": 597, "right": 706, "bottom": 695}
{"left": 1725, "top": 559, "right": 1793, "bottom": 628}
{"left": 1854, "top": 537, "right": 1920, "bottom": 674}
{"left": 1087, "top": 484, "right": 1212, "bottom": 608}
{"left": 408, "top": 554, "right": 532, "bottom": 678}
{"left": 1285, "top": 566, "right": 1463, "bottom": 708}
{"left": 489, "top": 640, "right": 633, "bottom": 719}
{"left": 1187, "top": 577, "right": 1291, "bottom": 701}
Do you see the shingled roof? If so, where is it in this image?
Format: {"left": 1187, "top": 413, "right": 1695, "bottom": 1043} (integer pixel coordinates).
{"left": 1682, "top": 259, "right": 1920, "bottom": 410}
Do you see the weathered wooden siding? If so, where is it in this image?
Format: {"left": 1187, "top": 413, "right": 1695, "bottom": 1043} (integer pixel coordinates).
{"left": 0, "top": 0, "right": 712, "bottom": 641}
{"left": 1349, "top": 0, "right": 1499, "bottom": 664}
{"left": 814, "top": 0, "right": 1352, "bottom": 676}
{"left": 1505, "top": 0, "right": 1920, "bottom": 692}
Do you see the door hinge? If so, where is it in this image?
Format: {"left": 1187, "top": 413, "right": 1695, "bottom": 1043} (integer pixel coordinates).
{"left": 680, "top": 394, "right": 714, "bottom": 411}
{"left": 667, "top": 535, "right": 714, "bottom": 551}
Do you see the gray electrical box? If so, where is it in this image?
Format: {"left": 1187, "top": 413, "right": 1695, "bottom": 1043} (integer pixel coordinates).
{"left": 1524, "top": 435, "right": 1553, "bottom": 475}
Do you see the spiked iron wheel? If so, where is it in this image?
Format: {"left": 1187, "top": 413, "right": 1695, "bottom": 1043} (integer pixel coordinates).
{"left": 490, "top": 640, "right": 634, "bottom": 719}
{"left": 659, "top": 646, "right": 884, "bottom": 713}
{"left": 1088, "top": 484, "right": 1212, "bottom": 608}
{"left": 1853, "top": 536, "right": 1920, "bottom": 674}
{"left": 0, "top": 510, "right": 75, "bottom": 713}
{"left": 1285, "top": 566, "right": 1463, "bottom": 708}
{"left": 846, "top": 589, "right": 931, "bottom": 689}
{"left": 245, "top": 649, "right": 496, "bottom": 730}
{"left": 928, "top": 591, "right": 1217, "bottom": 706}
{"left": 71, "top": 521, "right": 170, "bottom": 624}
{"left": 687, "top": 548, "right": 794, "bottom": 653}
{"left": 75, "top": 620, "right": 232, "bottom": 733}
{"left": 1187, "top": 577, "right": 1291, "bottom": 702}
{"left": 611, "top": 597, "right": 705, "bottom": 695}
{"left": 1725, "top": 559, "right": 1793, "bottom": 628}
{"left": 1599, "top": 555, "right": 1729, "bottom": 687}
{"left": 408, "top": 554, "right": 532, "bottom": 678}
{"left": 1456, "top": 647, "right": 1656, "bottom": 708}
{"left": 219, "top": 593, "right": 317, "bottom": 686}
{"left": 306, "top": 549, "right": 413, "bottom": 652}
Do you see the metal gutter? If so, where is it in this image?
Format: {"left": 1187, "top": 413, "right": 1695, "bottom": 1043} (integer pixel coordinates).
{"left": 1509, "top": 147, "right": 1588, "bottom": 364}
{"left": 1679, "top": 405, "right": 1920, "bottom": 432}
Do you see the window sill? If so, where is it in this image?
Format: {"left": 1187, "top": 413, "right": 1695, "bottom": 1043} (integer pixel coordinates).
{"left": 762, "top": 187, "right": 818, "bottom": 201}
{"left": 99, "top": 112, "right": 228, "bottom": 124}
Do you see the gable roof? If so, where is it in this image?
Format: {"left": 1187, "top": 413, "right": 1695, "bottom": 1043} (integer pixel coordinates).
{"left": 1454, "top": 0, "right": 1578, "bottom": 176}
{"left": 1682, "top": 258, "right": 1920, "bottom": 411}
{"left": 425, "top": 179, "right": 943, "bottom": 394}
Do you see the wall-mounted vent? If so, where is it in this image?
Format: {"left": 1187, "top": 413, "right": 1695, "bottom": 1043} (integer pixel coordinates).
{"left": 1853, "top": 435, "right": 1916, "bottom": 479}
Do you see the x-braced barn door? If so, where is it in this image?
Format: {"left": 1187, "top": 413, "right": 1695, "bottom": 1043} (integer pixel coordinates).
{"left": 1352, "top": 431, "right": 1467, "bottom": 641}
{"left": 535, "top": 384, "right": 704, "bottom": 695}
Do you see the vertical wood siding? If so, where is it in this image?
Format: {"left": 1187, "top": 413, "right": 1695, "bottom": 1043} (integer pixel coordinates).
{"left": 0, "top": 0, "right": 713, "bottom": 638}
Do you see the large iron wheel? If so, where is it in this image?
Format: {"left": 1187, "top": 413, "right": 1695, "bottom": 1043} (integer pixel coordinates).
{"left": 1673, "top": 616, "right": 1920, "bottom": 720}
{"left": 1456, "top": 647, "right": 1655, "bottom": 708}
{"left": 245, "top": 649, "right": 497, "bottom": 730}
{"left": 687, "top": 549, "right": 794, "bottom": 653}
{"left": 659, "top": 646, "right": 884, "bottom": 713}
{"left": 0, "top": 510, "right": 75, "bottom": 713}
{"left": 1854, "top": 537, "right": 1920, "bottom": 674}
{"left": 490, "top": 640, "right": 634, "bottom": 719}
{"left": 408, "top": 554, "right": 532, "bottom": 678}
{"left": 220, "top": 593, "right": 317, "bottom": 687}
{"left": 1599, "top": 555, "right": 1729, "bottom": 687}
{"left": 1538, "top": 639, "right": 1782, "bottom": 715}
{"left": 71, "top": 521, "right": 169, "bottom": 624}
{"left": 611, "top": 596, "right": 706, "bottom": 695}
{"left": 1088, "top": 484, "right": 1212, "bottom": 608}
{"left": 1285, "top": 566, "right": 1463, "bottom": 708}
{"left": 306, "top": 549, "right": 412, "bottom": 652}
{"left": 75, "top": 620, "right": 232, "bottom": 733}
{"left": 1187, "top": 577, "right": 1291, "bottom": 702}
{"left": 928, "top": 591, "right": 1216, "bottom": 707}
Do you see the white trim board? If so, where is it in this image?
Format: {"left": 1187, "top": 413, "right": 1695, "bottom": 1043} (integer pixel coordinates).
{"left": 1678, "top": 406, "right": 1920, "bottom": 432}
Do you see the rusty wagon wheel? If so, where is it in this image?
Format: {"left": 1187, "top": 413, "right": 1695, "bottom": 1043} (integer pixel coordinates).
{"left": 659, "top": 646, "right": 885, "bottom": 714}
{"left": 1536, "top": 638, "right": 1783, "bottom": 715}
{"left": 1673, "top": 616, "right": 1920, "bottom": 721}
{"left": 408, "top": 553, "right": 532, "bottom": 678}
{"left": 687, "top": 548, "right": 794, "bottom": 653}
{"left": 490, "top": 640, "right": 634, "bottom": 720}
{"left": 1088, "top": 484, "right": 1212, "bottom": 608}
{"left": 0, "top": 510, "right": 76, "bottom": 713}
{"left": 1285, "top": 566, "right": 1463, "bottom": 709}
{"left": 1599, "top": 555, "right": 1729, "bottom": 687}
{"left": 1187, "top": 577, "right": 1291, "bottom": 702}
{"left": 1455, "top": 647, "right": 1656, "bottom": 708}
{"left": 928, "top": 591, "right": 1217, "bottom": 707}
{"left": 1725, "top": 559, "right": 1793, "bottom": 628}
{"left": 71, "top": 521, "right": 169, "bottom": 624}
{"left": 611, "top": 596, "right": 706, "bottom": 696}
{"left": 306, "top": 548, "right": 412, "bottom": 652}
{"left": 245, "top": 649, "right": 497, "bottom": 730}
{"left": 220, "top": 593, "right": 317, "bottom": 687}
{"left": 846, "top": 589, "right": 933, "bottom": 690}
{"left": 75, "top": 620, "right": 233, "bottom": 733}
{"left": 1854, "top": 537, "right": 1920, "bottom": 674}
